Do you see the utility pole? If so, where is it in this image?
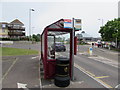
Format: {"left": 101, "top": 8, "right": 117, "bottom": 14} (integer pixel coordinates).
{"left": 98, "top": 19, "right": 103, "bottom": 27}
{"left": 29, "top": 8, "right": 35, "bottom": 49}
{"left": 116, "top": 29, "right": 118, "bottom": 48}
{"left": 71, "top": 18, "right": 75, "bottom": 81}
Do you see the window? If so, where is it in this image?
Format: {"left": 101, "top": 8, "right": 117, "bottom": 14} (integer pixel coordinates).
{"left": 47, "top": 35, "right": 55, "bottom": 59}
{"left": 2, "top": 24, "right": 6, "bottom": 28}
{"left": 2, "top": 29, "right": 5, "bottom": 32}
{"left": 47, "top": 31, "right": 70, "bottom": 59}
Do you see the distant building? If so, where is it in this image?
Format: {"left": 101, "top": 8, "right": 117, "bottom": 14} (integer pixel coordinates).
{"left": 0, "top": 19, "right": 25, "bottom": 39}
{"left": 0, "top": 22, "right": 9, "bottom": 38}
{"left": 8, "top": 19, "right": 25, "bottom": 38}
{"left": 76, "top": 31, "right": 101, "bottom": 43}
{"left": 76, "top": 31, "right": 93, "bottom": 42}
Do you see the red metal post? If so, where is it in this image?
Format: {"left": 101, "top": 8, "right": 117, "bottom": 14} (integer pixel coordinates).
{"left": 74, "top": 37, "right": 77, "bottom": 55}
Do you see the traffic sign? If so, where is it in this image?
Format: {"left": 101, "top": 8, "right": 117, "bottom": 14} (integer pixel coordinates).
{"left": 74, "top": 19, "right": 82, "bottom": 30}
{"left": 64, "top": 19, "right": 72, "bottom": 28}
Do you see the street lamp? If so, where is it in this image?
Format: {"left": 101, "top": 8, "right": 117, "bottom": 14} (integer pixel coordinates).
{"left": 116, "top": 29, "right": 118, "bottom": 48}
{"left": 29, "top": 8, "right": 35, "bottom": 49}
{"left": 32, "top": 27, "right": 35, "bottom": 43}
{"left": 98, "top": 19, "right": 104, "bottom": 27}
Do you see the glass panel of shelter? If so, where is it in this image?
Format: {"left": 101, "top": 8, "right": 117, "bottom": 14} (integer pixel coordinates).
{"left": 47, "top": 31, "right": 70, "bottom": 60}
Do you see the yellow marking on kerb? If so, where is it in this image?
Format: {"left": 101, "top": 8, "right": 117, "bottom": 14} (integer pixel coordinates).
{"left": 95, "top": 76, "right": 109, "bottom": 79}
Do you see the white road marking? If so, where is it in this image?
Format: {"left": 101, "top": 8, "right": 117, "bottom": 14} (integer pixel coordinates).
{"left": 74, "top": 63, "right": 113, "bottom": 88}
{"left": 17, "top": 83, "right": 27, "bottom": 88}
{"left": 31, "top": 56, "right": 39, "bottom": 59}
{"left": 71, "top": 81, "right": 84, "bottom": 85}
{"left": 2, "top": 58, "right": 18, "bottom": 81}
{"left": 115, "top": 84, "right": 120, "bottom": 88}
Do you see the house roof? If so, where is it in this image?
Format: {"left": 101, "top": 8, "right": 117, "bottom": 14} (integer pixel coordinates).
{"left": 9, "top": 19, "right": 24, "bottom": 25}
{"left": 0, "top": 22, "right": 8, "bottom": 24}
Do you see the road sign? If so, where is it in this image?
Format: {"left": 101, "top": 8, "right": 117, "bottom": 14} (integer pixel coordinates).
{"left": 74, "top": 19, "right": 81, "bottom": 30}
{"left": 64, "top": 19, "right": 72, "bottom": 28}
{"left": 90, "top": 47, "right": 93, "bottom": 51}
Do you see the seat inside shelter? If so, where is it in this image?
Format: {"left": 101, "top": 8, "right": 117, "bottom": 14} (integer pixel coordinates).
{"left": 41, "top": 19, "right": 75, "bottom": 79}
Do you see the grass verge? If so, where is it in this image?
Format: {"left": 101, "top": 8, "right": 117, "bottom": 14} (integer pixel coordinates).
{"left": 1, "top": 47, "right": 39, "bottom": 56}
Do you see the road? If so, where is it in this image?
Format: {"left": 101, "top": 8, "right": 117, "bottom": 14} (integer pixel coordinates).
{"left": 55, "top": 44, "right": 119, "bottom": 88}
{"left": 2, "top": 41, "right": 41, "bottom": 51}
{"left": 78, "top": 45, "right": 118, "bottom": 61}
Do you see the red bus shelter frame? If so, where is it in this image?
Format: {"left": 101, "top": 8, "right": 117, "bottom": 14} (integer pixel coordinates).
{"left": 41, "top": 19, "right": 77, "bottom": 79}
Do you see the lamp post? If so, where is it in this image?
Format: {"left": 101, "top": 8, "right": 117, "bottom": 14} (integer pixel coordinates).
{"left": 116, "top": 29, "right": 118, "bottom": 48}
{"left": 71, "top": 18, "right": 75, "bottom": 81}
{"left": 29, "top": 8, "right": 35, "bottom": 49}
{"left": 32, "top": 27, "right": 35, "bottom": 43}
{"left": 98, "top": 19, "right": 103, "bottom": 27}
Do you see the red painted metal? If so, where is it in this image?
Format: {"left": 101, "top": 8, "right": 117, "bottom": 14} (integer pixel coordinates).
{"left": 74, "top": 37, "right": 77, "bottom": 55}
{"left": 69, "top": 32, "right": 73, "bottom": 78}
{"left": 41, "top": 19, "right": 75, "bottom": 79}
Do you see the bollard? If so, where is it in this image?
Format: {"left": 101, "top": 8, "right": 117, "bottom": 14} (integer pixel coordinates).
{"left": 89, "top": 47, "right": 93, "bottom": 56}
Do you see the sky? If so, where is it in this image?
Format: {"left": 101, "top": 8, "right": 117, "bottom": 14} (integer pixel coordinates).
{"left": 0, "top": 0, "right": 119, "bottom": 37}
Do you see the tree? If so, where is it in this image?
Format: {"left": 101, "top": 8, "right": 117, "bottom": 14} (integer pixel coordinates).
{"left": 99, "top": 18, "right": 120, "bottom": 42}
{"left": 32, "top": 34, "right": 41, "bottom": 42}
{"left": 36, "top": 34, "right": 41, "bottom": 41}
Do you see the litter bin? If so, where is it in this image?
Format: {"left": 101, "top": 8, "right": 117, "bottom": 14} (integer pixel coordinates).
{"left": 54, "top": 57, "right": 70, "bottom": 87}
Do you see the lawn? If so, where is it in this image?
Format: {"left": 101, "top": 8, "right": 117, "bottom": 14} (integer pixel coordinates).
{"left": 1, "top": 47, "right": 39, "bottom": 56}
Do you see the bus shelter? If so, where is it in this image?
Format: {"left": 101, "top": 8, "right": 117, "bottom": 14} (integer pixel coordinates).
{"left": 41, "top": 19, "right": 77, "bottom": 79}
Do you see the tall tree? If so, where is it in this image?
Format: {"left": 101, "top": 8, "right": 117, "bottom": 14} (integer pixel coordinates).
{"left": 99, "top": 18, "right": 120, "bottom": 42}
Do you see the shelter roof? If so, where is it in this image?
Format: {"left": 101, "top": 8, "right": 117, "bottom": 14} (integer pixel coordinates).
{"left": 43, "top": 19, "right": 79, "bottom": 36}
{"left": 45, "top": 19, "right": 64, "bottom": 29}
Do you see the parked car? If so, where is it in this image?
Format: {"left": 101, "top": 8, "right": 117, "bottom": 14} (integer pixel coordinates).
{"left": 95, "top": 41, "right": 101, "bottom": 48}
{"left": 97, "top": 42, "right": 101, "bottom": 48}
{"left": 51, "top": 42, "right": 66, "bottom": 52}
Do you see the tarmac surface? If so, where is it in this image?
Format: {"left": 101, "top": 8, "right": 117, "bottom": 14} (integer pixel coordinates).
{"left": 2, "top": 55, "right": 105, "bottom": 89}
{"left": 1, "top": 42, "right": 119, "bottom": 89}
{"left": 2, "top": 55, "right": 40, "bottom": 88}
